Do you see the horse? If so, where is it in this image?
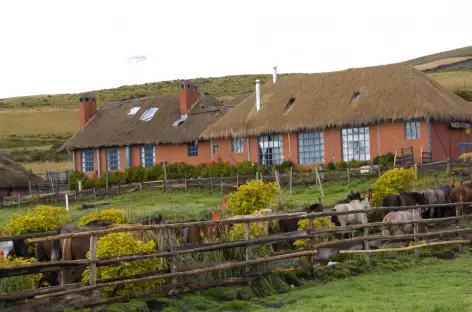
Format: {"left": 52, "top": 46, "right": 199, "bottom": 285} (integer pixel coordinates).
{"left": 335, "top": 191, "right": 363, "bottom": 204}
{"left": 140, "top": 215, "right": 164, "bottom": 225}
{"left": 381, "top": 209, "right": 428, "bottom": 247}
{"left": 381, "top": 192, "right": 425, "bottom": 211}
{"left": 450, "top": 184, "right": 471, "bottom": 216}
{"left": 0, "top": 238, "right": 30, "bottom": 260}
{"left": 50, "top": 221, "right": 115, "bottom": 285}
{"left": 331, "top": 198, "right": 371, "bottom": 239}
{"left": 421, "top": 188, "right": 449, "bottom": 219}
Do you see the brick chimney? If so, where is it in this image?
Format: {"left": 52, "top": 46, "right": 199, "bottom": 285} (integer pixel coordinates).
{"left": 79, "top": 92, "right": 97, "bottom": 128}
{"left": 179, "top": 80, "right": 199, "bottom": 115}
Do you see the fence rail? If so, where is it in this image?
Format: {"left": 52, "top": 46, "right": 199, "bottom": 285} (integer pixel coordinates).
{"left": 1, "top": 200, "right": 471, "bottom": 311}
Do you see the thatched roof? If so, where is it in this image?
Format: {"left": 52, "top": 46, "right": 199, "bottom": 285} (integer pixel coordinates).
{"left": 0, "top": 153, "right": 45, "bottom": 189}
{"left": 61, "top": 91, "right": 249, "bottom": 150}
{"left": 201, "top": 63, "right": 472, "bottom": 139}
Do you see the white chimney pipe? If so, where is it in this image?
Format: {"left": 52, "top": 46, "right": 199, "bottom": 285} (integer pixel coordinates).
{"left": 273, "top": 66, "right": 277, "bottom": 83}
{"left": 255, "top": 79, "right": 261, "bottom": 111}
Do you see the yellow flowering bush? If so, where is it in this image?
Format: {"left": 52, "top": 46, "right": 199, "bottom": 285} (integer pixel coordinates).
{"left": 227, "top": 180, "right": 278, "bottom": 215}
{"left": 370, "top": 168, "right": 416, "bottom": 206}
{"left": 7, "top": 205, "right": 68, "bottom": 235}
{"left": 77, "top": 209, "right": 128, "bottom": 226}
{"left": 293, "top": 216, "right": 336, "bottom": 248}
{"left": 0, "top": 257, "right": 43, "bottom": 294}
{"left": 81, "top": 233, "right": 164, "bottom": 297}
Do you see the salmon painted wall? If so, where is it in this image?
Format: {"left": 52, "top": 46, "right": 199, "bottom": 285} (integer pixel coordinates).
{"left": 156, "top": 141, "right": 211, "bottom": 165}
{"left": 211, "top": 138, "right": 249, "bottom": 164}
{"left": 431, "top": 122, "right": 472, "bottom": 161}
{"left": 373, "top": 121, "right": 428, "bottom": 162}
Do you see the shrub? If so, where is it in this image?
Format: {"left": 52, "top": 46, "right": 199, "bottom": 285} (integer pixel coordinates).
{"left": 227, "top": 180, "right": 278, "bottom": 215}
{"left": 293, "top": 217, "right": 336, "bottom": 248}
{"left": 228, "top": 219, "right": 270, "bottom": 257}
{"left": 77, "top": 209, "right": 128, "bottom": 226}
{"left": 7, "top": 205, "right": 68, "bottom": 235}
{"left": 235, "top": 161, "right": 256, "bottom": 176}
{"left": 0, "top": 257, "right": 44, "bottom": 296}
{"left": 370, "top": 167, "right": 416, "bottom": 206}
{"left": 373, "top": 152, "right": 395, "bottom": 166}
{"left": 82, "top": 233, "right": 164, "bottom": 297}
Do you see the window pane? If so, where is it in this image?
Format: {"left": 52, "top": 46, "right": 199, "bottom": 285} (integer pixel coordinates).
{"left": 297, "top": 131, "right": 324, "bottom": 164}
{"left": 341, "top": 127, "right": 370, "bottom": 161}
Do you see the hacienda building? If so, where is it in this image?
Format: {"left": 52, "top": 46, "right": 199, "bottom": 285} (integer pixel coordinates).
{"left": 63, "top": 63, "right": 472, "bottom": 176}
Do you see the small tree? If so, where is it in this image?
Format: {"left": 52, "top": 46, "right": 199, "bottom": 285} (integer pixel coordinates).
{"left": 7, "top": 205, "right": 68, "bottom": 235}
{"left": 370, "top": 167, "right": 416, "bottom": 206}
{"left": 227, "top": 180, "right": 278, "bottom": 215}
{"left": 77, "top": 209, "right": 128, "bottom": 226}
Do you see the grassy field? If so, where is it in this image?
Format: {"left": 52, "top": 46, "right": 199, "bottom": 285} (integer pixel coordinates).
{"left": 22, "top": 161, "right": 72, "bottom": 174}
{"left": 0, "top": 178, "right": 375, "bottom": 225}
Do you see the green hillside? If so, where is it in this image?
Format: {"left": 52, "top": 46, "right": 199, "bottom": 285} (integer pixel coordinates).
{"left": 3, "top": 74, "right": 288, "bottom": 108}
{"left": 406, "top": 46, "right": 472, "bottom": 66}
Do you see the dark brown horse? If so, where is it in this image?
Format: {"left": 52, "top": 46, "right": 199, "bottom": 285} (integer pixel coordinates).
{"left": 450, "top": 183, "right": 472, "bottom": 216}
{"left": 50, "top": 221, "right": 114, "bottom": 285}
{"left": 382, "top": 192, "right": 425, "bottom": 210}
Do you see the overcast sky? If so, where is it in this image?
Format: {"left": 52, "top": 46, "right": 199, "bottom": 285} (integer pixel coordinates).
{"left": 0, "top": 0, "right": 470, "bottom": 99}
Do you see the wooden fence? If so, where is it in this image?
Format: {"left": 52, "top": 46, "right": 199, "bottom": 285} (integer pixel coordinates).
{"left": 1, "top": 201, "right": 471, "bottom": 311}
{"left": 2, "top": 160, "right": 469, "bottom": 209}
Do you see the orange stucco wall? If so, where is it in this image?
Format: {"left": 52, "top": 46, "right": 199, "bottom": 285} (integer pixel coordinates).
{"left": 74, "top": 120, "right": 469, "bottom": 174}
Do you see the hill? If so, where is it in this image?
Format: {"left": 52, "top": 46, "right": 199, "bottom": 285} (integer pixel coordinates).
{"left": 3, "top": 74, "right": 283, "bottom": 109}
{"left": 406, "top": 46, "right": 472, "bottom": 66}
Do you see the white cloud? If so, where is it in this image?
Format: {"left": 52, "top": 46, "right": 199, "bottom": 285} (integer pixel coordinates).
{"left": 0, "top": 0, "right": 470, "bottom": 98}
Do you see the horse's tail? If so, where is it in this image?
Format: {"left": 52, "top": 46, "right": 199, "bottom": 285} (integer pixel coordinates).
{"left": 51, "top": 239, "right": 61, "bottom": 262}
{"left": 62, "top": 238, "right": 72, "bottom": 261}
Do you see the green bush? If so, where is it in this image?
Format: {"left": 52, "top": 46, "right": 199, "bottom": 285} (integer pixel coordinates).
{"left": 373, "top": 152, "right": 395, "bottom": 166}
{"left": 227, "top": 180, "right": 278, "bottom": 215}
{"left": 7, "top": 205, "right": 68, "bottom": 235}
{"left": 235, "top": 161, "right": 256, "bottom": 175}
{"left": 370, "top": 167, "right": 416, "bottom": 206}
{"left": 82, "top": 233, "right": 165, "bottom": 297}
{"left": 0, "top": 257, "right": 43, "bottom": 296}
{"left": 77, "top": 209, "right": 128, "bottom": 226}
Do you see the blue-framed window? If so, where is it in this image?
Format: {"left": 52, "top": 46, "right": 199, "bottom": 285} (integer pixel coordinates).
{"left": 141, "top": 145, "right": 155, "bottom": 168}
{"left": 81, "top": 150, "right": 95, "bottom": 172}
{"left": 187, "top": 142, "right": 199, "bottom": 157}
{"left": 258, "top": 134, "right": 283, "bottom": 165}
{"left": 298, "top": 131, "right": 324, "bottom": 164}
{"left": 107, "top": 148, "right": 120, "bottom": 171}
{"left": 341, "top": 127, "right": 370, "bottom": 161}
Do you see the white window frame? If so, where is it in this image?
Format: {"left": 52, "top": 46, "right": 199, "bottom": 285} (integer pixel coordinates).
{"left": 106, "top": 148, "right": 120, "bottom": 171}
{"left": 232, "top": 137, "right": 244, "bottom": 153}
{"left": 81, "top": 150, "right": 95, "bottom": 172}
{"left": 141, "top": 145, "right": 155, "bottom": 168}
{"left": 341, "top": 127, "right": 370, "bottom": 161}
{"left": 298, "top": 131, "right": 324, "bottom": 164}
{"left": 405, "top": 121, "right": 420, "bottom": 140}
{"left": 258, "top": 134, "right": 283, "bottom": 165}
{"left": 187, "top": 142, "right": 199, "bottom": 157}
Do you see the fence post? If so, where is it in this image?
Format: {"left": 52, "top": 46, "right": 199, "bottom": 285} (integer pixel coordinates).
{"left": 308, "top": 216, "right": 315, "bottom": 274}
{"left": 274, "top": 169, "right": 284, "bottom": 204}
{"left": 17, "top": 194, "right": 21, "bottom": 209}
{"left": 220, "top": 180, "right": 224, "bottom": 203}
{"left": 65, "top": 194, "right": 69, "bottom": 212}
{"left": 347, "top": 168, "right": 350, "bottom": 182}
{"left": 362, "top": 211, "right": 370, "bottom": 265}
{"left": 89, "top": 235, "right": 98, "bottom": 312}
{"left": 163, "top": 160, "right": 167, "bottom": 192}
{"left": 414, "top": 163, "right": 418, "bottom": 180}
{"left": 28, "top": 180, "right": 32, "bottom": 196}
{"left": 244, "top": 222, "right": 251, "bottom": 285}
{"left": 447, "top": 160, "right": 451, "bottom": 177}
{"left": 236, "top": 172, "right": 239, "bottom": 188}
{"left": 167, "top": 229, "right": 177, "bottom": 285}
{"left": 289, "top": 166, "right": 293, "bottom": 196}
{"left": 93, "top": 187, "right": 97, "bottom": 201}
{"left": 105, "top": 170, "right": 109, "bottom": 193}
{"left": 210, "top": 175, "right": 213, "bottom": 192}
{"left": 412, "top": 208, "right": 420, "bottom": 257}
{"left": 256, "top": 171, "right": 259, "bottom": 180}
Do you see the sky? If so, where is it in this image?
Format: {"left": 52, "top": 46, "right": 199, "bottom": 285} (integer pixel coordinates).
{"left": 0, "top": 0, "right": 471, "bottom": 99}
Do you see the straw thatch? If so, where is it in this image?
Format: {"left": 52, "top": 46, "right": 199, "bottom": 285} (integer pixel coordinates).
{"left": 0, "top": 153, "right": 45, "bottom": 189}
{"left": 201, "top": 63, "right": 472, "bottom": 139}
{"left": 61, "top": 91, "right": 250, "bottom": 150}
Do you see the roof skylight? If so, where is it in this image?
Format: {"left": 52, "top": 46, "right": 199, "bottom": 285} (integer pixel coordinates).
{"left": 128, "top": 107, "right": 141, "bottom": 115}
{"left": 172, "top": 113, "right": 188, "bottom": 127}
{"left": 140, "top": 107, "right": 159, "bottom": 121}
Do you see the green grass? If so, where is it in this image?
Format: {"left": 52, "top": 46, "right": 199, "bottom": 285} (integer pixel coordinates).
{"left": 253, "top": 256, "right": 472, "bottom": 312}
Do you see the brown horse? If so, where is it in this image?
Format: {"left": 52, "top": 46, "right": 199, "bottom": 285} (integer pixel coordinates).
{"left": 449, "top": 183, "right": 472, "bottom": 216}
{"left": 50, "top": 221, "right": 114, "bottom": 285}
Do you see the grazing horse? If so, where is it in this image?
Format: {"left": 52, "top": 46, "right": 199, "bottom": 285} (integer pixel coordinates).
{"left": 421, "top": 188, "right": 449, "bottom": 219}
{"left": 331, "top": 198, "right": 371, "bottom": 228}
{"left": 50, "top": 221, "right": 114, "bottom": 285}
{"left": 0, "top": 238, "right": 30, "bottom": 259}
{"left": 382, "top": 209, "right": 428, "bottom": 246}
{"left": 335, "top": 191, "right": 363, "bottom": 204}
{"left": 382, "top": 192, "right": 424, "bottom": 211}
{"left": 449, "top": 184, "right": 472, "bottom": 216}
